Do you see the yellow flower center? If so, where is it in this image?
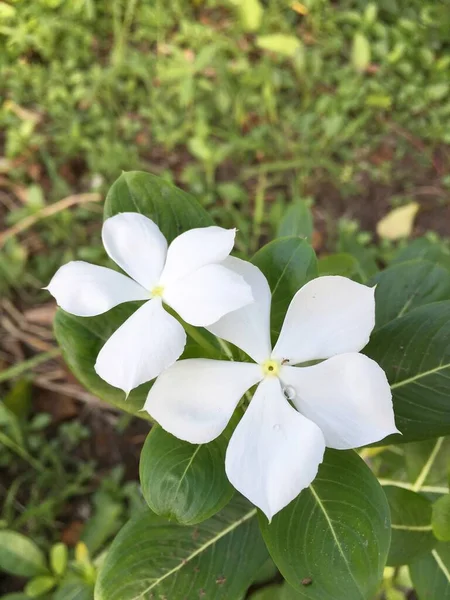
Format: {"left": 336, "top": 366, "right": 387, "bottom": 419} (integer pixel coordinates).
{"left": 151, "top": 285, "right": 165, "bottom": 298}
{"left": 262, "top": 359, "right": 280, "bottom": 378}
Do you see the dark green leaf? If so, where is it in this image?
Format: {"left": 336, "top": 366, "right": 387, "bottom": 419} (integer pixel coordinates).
{"left": 81, "top": 491, "right": 123, "bottom": 554}
{"left": 252, "top": 238, "right": 317, "bottom": 342}
{"left": 95, "top": 495, "right": 268, "bottom": 600}
{"left": 104, "top": 171, "right": 213, "bottom": 241}
{"left": 276, "top": 200, "right": 313, "bottom": 242}
{"left": 383, "top": 485, "right": 435, "bottom": 566}
{"left": 365, "top": 301, "right": 450, "bottom": 442}
{"left": 0, "top": 531, "right": 48, "bottom": 577}
{"left": 317, "top": 253, "right": 359, "bottom": 278}
{"left": 392, "top": 238, "right": 450, "bottom": 271}
{"left": 410, "top": 542, "right": 450, "bottom": 600}
{"left": 260, "top": 450, "right": 390, "bottom": 599}
{"left": 251, "top": 585, "right": 284, "bottom": 599}
{"left": 372, "top": 260, "right": 450, "bottom": 328}
{"left": 140, "top": 423, "right": 234, "bottom": 525}
{"left": 433, "top": 495, "right": 450, "bottom": 541}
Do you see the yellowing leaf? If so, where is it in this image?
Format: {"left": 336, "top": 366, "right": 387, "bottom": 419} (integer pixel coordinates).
{"left": 352, "top": 32, "right": 371, "bottom": 72}
{"left": 231, "top": 0, "right": 264, "bottom": 32}
{"left": 376, "top": 202, "right": 420, "bottom": 240}
{"left": 256, "top": 34, "right": 301, "bottom": 58}
{"left": 291, "top": 1, "right": 308, "bottom": 15}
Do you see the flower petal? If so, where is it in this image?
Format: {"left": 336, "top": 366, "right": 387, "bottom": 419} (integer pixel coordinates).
{"left": 95, "top": 298, "right": 186, "bottom": 395}
{"left": 144, "top": 359, "right": 262, "bottom": 443}
{"left": 46, "top": 261, "right": 149, "bottom": 317}
{"left": 206, "top": 257, "right": 272, "bottom": 363}
{"left": 160, "top": 226, "right": 236, "bottom": 285}
{"left": 102, "top": 213, "right": 167, "bottom": 290}
{"left": 163, "top": 263, "right": 253, "bottom": 327}
{"left": 225, "top": 378, "right": 325, "bottom": 521}
{"left": 272, "top": 276, "right": 375, "bottom": 364}
{"left": 281, "top": 353, "right": 399, "bottom": 450}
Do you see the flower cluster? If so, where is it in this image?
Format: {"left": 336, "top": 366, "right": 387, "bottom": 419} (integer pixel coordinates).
{"left": 48, "top": 214, "right": 398, "bottom": 519}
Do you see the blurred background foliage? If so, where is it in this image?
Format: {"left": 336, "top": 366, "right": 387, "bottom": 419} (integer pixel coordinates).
{"left": 1, "top": 0, "right": 450, "bottom": 598}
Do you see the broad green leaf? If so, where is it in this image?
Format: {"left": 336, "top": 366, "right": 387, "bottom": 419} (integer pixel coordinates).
{"left": 352, "top": 32, "right": 371, "bottom": 71}
{"left": 251, "top": 585, "right": 283, "bottom": 599}
{"left": 252, "top": 238, "right": 317, "bottom": 342}
{"left": 140, "top": 424, "right": 234, "bottom": 525}
{"left": 54, "top": 581, "right": 94, "bottom": 600}
{"left": 104, "top": 171, "right": 213, "bottom": 241}
{"left": 95, "top": 495, "right": 268, "bottom": 600}
{"left": 410, "top": 542, "right": 450, "bottom": 599}
{"left": 392, "top": 238, "right": 450, "bottom": 271}
{"left": 403, "top": 437, "right": 450, "bottom": 493}
{"left": 365, "top": 301, "right": 450, "bottom": 442}
{"left": 383, "top": 486, "right": 435, "bottom": 566}
{"left": 276, "top": 200, "right": 313, "bottom": 242}
{"left": 0, "top": 530, "right": 48, "bottom": 577}
{"left": 317, "top": 253, "right": 359, "bottom": 278}
{"left": 376, "top": 202, "right": 419, "bottom": 240}
{"left": 433, "top": 495, "right": 450, "bottom": 541}
{"left": 372, "top": 260, "right": 450, "bottom": 328}
{"left": 256, "top": 34, "right": 302, "bottom": 58}
{"left": 260, "top": 450, "right": 390, "bottom": 599}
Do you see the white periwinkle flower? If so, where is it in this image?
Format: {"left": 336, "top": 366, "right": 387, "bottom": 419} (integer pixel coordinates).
{"left": 46, "top": 213, "right": 253, "bottom": 395}
{"left": 145, "top": 258, "right": 399, "bottom": 520}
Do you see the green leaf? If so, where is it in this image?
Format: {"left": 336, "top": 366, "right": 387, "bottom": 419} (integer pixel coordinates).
{"left": 53, "top": 581, "right": 94, "bottom": 600}
{"left": 365, "top": 301, "right": 450, "bottom": 442}
{"left": 80, "top": 490, "right": 123, "bottom": 554}
{"left": 276, "top": 200, "right": 313, "bottom": 242}
{"left": 104, "top": 171, "right": 213, "bottom": 241}
{"left": 252, "top": 238, "right": 317, "bottom": 342}
{"left": 50, "top": 543, "right": 68, "bottom": 576}
{"left": 24, "top": 575, "right": 56, "bottom": 597}
{"left": 383, "top": 486, "right": 435, "bottom": 566}
{"left": 140, "top": 423, "right": 234, "bottom": 525}
{"left": 232, "top": 0, "right": 264, "bottom": 32}
{"left": 95, "top": 495, "right": 268, "bottom": 600}
{"left": 317, "top": 253, "right": 359, "bottom": 278}
{"left": 256, "top": 34, "right": 302, "bottom": 58}
{"left": 410, "top": 542, "right": 450, "bottom": 599}
{"left": 372, "top": 260, "right": 450, "bottom": 328}
{"left": 0, "top": 530, "right": 48, "bottom": 577}
{"left": 251, "top": 585, "right": 284, "bottom": 599}
{"left": 433, "top": 495, "right": 450, "bottom": 541}
{"left": 260, "top": 450, "right": 390, "bottom": 599}
{"left": 392, "top": 238, "right": 450, "bottom": 271}
{"left": 352, "top": 32, "right": 371, "bottom": 72}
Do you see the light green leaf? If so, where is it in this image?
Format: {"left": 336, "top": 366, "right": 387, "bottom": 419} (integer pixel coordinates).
{"left": 383, "top": 486, "right": 435, "bottom": 566}
{"left": 95, "top": 495, "right": 268, "bottom": 600}
{"left": 276, "top": 200, "right": 313, "bottom": 241}
{"left": 256, "top": 34, "right": 302, "bottom": 58}
{"left": 25, "top": 575, "right": 56, "bottom": 597}
{"left": 53, "top": 581, "right": 95, "bottom": 600}
{"left": 317, "top": 253, "right": 359, "bottom": 278}
{"left": 104, "top": 171, "right": 213, "bottom": 241}
{"left": 139, "top": 423, "right": 234, "bottom": 525}
{"left": 80, "top": 490, "right": 123, "bottom": 554}
{"left": 0, "top": 530, "right": 48, "bottom": 577}
{"left": 372, "top": 260, "right": 450, "bottom": 328}
{"left": 365, "top": 301, "right": 450, "bottom": 442}
{"left": 50, "top": 543, "right": 68, "bottom": 577}
{"left": 252, "top": 237, "right": 317, "bottom": 343}
{"left": 260, "top": 450, "right": 390, "bottom": 599}
{"left": 352, "top": 32, "right": 371, "bottom": 72}
{"left": 232, "top": 0, "right": 264, "bottom": 32}
{"left": 433, "top": 495, "right": 450, "bottom": 541}
{"left": 410, "top": 542, "right": 450, "bottom": 600}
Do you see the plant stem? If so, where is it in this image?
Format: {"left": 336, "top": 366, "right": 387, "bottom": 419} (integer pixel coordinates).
{"left": 0, "top": 348, "right": 61, "bottom": 383}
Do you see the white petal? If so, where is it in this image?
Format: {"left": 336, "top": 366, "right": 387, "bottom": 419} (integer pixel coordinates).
{"left": 206, "top": 257, "right": 272, "bottom": 363}
{"left": 225, "top": 378, "right": 325, "bottom": 521}
{"left": 163, "top": 263, "right": 253, "bottom": 327}
{"left": 282, "top": 353, "right": 399, "bottom": 450}
{"left": 46, "top": 261, "right": 149, "bottom": 317}
{"left": 272, "top": 276, "right": 375, "bottom": 365}
{"left": 102, "top": 213, "right": 167, "bottom": 290}
{"left": 95, "top": 299, "right": 186, "bottom": 395}
{"left": 144, "top": 359, "right": 262, "bottom": 443}
{"left": 159, "top": 226, "right": 236, "bottom": 285}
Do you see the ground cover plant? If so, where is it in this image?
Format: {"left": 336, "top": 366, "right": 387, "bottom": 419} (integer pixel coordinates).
{"left": 1, "top": 1, "right": 450, "bottom": 599}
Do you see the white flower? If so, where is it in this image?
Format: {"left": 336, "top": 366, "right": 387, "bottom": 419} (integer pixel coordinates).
{"left": 144, "top": 258, "right": 399, "bottom": 520}
{"left": 46, "top": 213, "right": 253, "bottom": 395}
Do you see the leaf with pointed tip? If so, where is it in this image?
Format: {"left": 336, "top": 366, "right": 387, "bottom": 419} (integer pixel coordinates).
{"left": 365, "top": 301, "right": 450, "bottom": 442}
{"left": 95, "top": 496, "right": 268, "bottom": 600}
{"left": 260, "top": 450, "right": 390, "bottom": 600}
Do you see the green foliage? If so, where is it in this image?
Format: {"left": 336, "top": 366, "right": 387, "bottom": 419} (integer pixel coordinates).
{"left": 260, "top": 450, "right": 391, "bottom": 599}
{"left": 0, "top": 531, "right": 47, "bottom": 577}
{"left": 433, "top": 495, "right": 450, "bottom": 542}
